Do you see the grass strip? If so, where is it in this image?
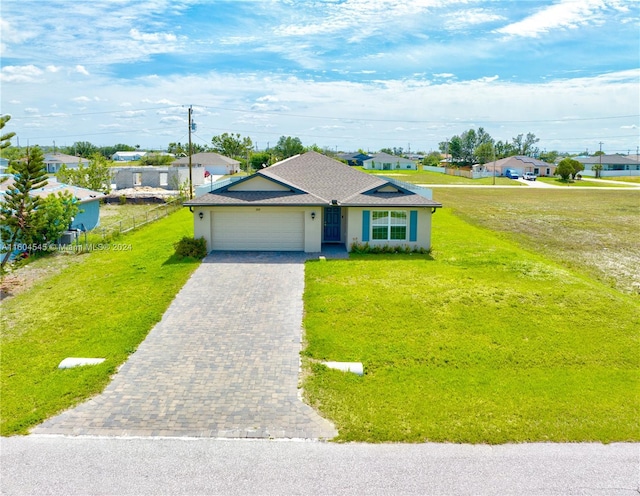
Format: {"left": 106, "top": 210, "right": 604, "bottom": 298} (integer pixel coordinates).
{"left": 302, "top": 209, "right": 639, "bottom": 443}
{"left": 0, "top": 208, "right": 198, "bottom": 435}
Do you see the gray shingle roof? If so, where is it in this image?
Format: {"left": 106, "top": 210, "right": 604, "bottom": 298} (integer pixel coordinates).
{"left": 185, "top": 151, "right": 441, "bottom": 208}
{"left": 172, "top": 152, "right": 239, "bottom": 166}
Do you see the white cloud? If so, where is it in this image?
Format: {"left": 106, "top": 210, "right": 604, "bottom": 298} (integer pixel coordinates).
{"left": 495, "top": 0, "right": 627, "bottom": 38}
{"left": 0, "top": 64, "right": 44, "bottom": 83}
{"left": 46, "top": 65, "right": 61, "bottom": 73}
{"left": 75, "top": 65, "right": 90, "bottom": 76}
{"left": 129, "top": 28, "right": 177, "bottom": 43}
{"left": 159, "top": 116, "right": 184, "bottom": 124}
{"left": 24, "top": 107, "right": 39, "bottom": 114}
{"left": 73, "top": 96, "right": 93, "bottom": 103}
{"left": 119, "top": 110, "right": 146, "bottom": 119}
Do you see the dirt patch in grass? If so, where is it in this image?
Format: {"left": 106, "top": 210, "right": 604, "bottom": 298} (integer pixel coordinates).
{"left": 1, "top": 254, "right": 87, "bottom": 302}
{"left": 1, "top": 203, "right": 170, "bottom": 303}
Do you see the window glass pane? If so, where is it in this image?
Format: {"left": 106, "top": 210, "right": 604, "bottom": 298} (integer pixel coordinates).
{"left": 390, "top": 211, "right": 406, "bottom": 225}
{"left": 372, "top": 227, "right": 388, "bottom": 240}
{"left": 390, "top": 226, "right": 406, "bottom": 240}
{"left": 372, "top": 211, "right": 388, "bottom": 224}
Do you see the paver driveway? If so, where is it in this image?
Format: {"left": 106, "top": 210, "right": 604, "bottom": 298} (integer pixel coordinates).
{"left": 34, "top": 252, "right": 338, "bottom": 439}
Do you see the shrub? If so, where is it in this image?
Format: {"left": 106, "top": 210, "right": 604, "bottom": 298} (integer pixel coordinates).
{"left": 174, "top": 236, "right": 207, "bottom": 258}
{"left": 349, "top": 240, "right": 430, "bottom": 255}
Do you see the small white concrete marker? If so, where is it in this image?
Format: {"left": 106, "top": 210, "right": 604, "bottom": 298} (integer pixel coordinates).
{"left": 322, "top": 361, "right": 364, "bottom": 376}
{"left": 319, "top": 256, "right": 326, "bottom": 261}
{"left": 58, "top": 357, "right": 105, "bottom": 369}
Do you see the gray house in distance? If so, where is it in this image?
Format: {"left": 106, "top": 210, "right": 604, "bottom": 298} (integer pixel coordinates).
{"left": 172, "top": 152, "right": 240, "bottom": 175}
{"left": 112, "top": 166, "right": 205, "bottom": 190}
{"left": 45, "top": 153, "right": 90, "bottom": 174}
{"left": 573, "top": 155, "right": 640, "bottom": 177}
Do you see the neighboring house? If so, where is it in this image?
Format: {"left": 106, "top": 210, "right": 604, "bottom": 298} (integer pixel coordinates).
{"left": 184, "top": 151, "right": 442, "bottom": 253}
{"left": 573, "top": 155, "right": 640, "bottom": 177}
{"left": 0, "top": 178, "right": 104, "bottom": 231}
{"left": 44, "top": 153, "right": 90, "bottom": 174}
{"left": 172, "top": 152, "right": 240, "bottom": 175}
{"left": 485, "top": 156, "right": 556, "bottom": 177}
{"left": 337, "top": 152, "right": 372, "bottom": 166}
{"left": 112, "top": 151, "right": 147, "bottom": 162}
{"left": 112, "top": 166, "right": 205, "bottom": 190}
{"left": 363, "top": 153, "right": 417, "bottom": 171}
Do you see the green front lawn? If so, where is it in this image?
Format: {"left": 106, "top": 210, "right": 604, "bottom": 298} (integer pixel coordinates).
{"left": 0, "top": 209, "right": 198, "bottom": 435}
{"left": 537, "top": 177, "right": 631, "bottom": 187}
{"left": 302, "top": 209, "right": 639, "bottom": 443}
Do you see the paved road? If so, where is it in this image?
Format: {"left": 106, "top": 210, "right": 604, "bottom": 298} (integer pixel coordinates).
{"left": 1, "top": 437, "right": 637, "bottom": 495}
{"left": 33, "top": 252, "right": 338, "bottom": 440}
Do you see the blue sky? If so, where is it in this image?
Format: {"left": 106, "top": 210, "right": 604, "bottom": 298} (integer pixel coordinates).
{"left": 1, "top": 0, "right": 639, "bottom": 154}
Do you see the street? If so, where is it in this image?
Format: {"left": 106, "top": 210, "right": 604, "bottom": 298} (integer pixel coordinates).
{"left": 1, "top": 436, "right": 638, "bottom": 495}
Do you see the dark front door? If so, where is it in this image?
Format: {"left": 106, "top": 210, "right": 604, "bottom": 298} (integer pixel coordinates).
{"left": 323, "top": 207, "right": 341, "bottom": 242}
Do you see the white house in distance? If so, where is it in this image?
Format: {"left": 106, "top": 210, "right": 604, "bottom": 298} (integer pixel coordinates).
{"left": 362, "top": 153, "right": 417, "bottom": 171}
{"left": 172, "top": 152, "right": 240, "bottom": 175}
{"left": 112, "top": 151, "right": 147, "bottom": 162}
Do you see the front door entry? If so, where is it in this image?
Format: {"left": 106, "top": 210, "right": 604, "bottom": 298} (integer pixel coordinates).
{"left": 323, "top": 207, "right": 341, "bottom": 242}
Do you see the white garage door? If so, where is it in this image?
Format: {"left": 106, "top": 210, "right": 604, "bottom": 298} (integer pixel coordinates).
{"left": 211, "top": 211, "right": 304, "bottom": 251}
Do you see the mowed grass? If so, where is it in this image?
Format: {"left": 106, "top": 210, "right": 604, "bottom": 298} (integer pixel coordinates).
{"left": 0, "top": 208, "right": 198, "bottom": 435}
{"left": 536, "top": 177, "right": 632, "bottom": 187}
{"left": 357, "top": 167, "right": 522, "bottom": 186}
{"left": 433, "top": 188, "right": 640, "bottom": 295}
{"left": 302, "top": 208, "right": 639, "bottom": 443}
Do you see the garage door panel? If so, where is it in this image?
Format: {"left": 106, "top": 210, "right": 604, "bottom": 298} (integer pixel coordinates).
{"left": 211, "top": 211, "right": 304, "bottom": 251}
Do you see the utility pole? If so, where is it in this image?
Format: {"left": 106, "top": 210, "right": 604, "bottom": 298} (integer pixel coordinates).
{"left": 598, "top": 142, "right": 603, "bottom": 179}
{"left": 188, "top": 105, "right": 193, "bottom": 199}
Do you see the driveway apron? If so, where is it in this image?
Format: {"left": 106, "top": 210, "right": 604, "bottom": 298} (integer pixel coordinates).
{"left": 33, "top": 252, "right": 338, "bottom": 439}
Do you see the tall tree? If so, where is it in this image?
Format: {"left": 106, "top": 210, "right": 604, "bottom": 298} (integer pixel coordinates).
{"left": 1, "top": 115, "right": 16, "bottom": 152}
{"left": 57, "top": 153, "right": 111, "bottom": 194}
{"left": 1, "top": 146, "right": 48, "bottom": 268}
{"left": 273, "top": 136, "right": 305, "bottom": 159}
{"left": 474, "top": 142, "right": 495, "bottom": 165}
{"left": 512, "top": 133, "right": 540, "bottom": 157}
{"left": 210, "top": 133, "right": 252, "bottom": 160}
{"left": 63, "top": 141, "right": 98, "bottom": 158}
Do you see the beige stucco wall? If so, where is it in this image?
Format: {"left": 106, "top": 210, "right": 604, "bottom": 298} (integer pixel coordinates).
{"left": 345, "top": 207, "right": 433, "bottom": 251}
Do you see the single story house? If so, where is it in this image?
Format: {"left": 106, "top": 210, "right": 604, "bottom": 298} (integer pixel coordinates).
{"left": 112, "top": 151, "right": 147, "bottom": 162}
{"left": 362, "top": 153, "right": 417, "bottom": 171}
{"left": 485, "top": 156, "right": 556, "bottom": 177}
{"left": 337, "top": 152, "right": 372, "bottom": 166}
{"left": 44, "top": 153, "right": 90, "bottom": 174}
{"left": 112, "top": 166, "right": 205, "bottom": 190}
{"left": 0, "top": 178, "right": 104, "bottom": 231}
{"left": 573, "top": 155, "right": 640, "bottom": 177}
{"left": 172, "top": 152, "right": 240, "bottom": 176}
{"left": 184, "top": 151, "right": 442, "bottom": 253}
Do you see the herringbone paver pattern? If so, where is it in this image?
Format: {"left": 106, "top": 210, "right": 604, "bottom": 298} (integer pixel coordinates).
{"left": 33, "top": 251, "right": 342, "bottom": 439}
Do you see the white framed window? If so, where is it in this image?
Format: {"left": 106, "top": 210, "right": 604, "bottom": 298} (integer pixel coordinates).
{"left": 372, "top": 210, "right": 407, "bottom": 240}
{"left": 159, "top": 172, "right": 168, "bottom": 186}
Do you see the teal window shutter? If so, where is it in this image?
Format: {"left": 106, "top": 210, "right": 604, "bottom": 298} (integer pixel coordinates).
{"left": 409, "top": 210, "right": 418, "bottom": 242}
{"left": 362, "top": 210, "right": 370, "bottom": 241}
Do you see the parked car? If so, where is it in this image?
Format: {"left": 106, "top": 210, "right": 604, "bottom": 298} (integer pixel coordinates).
{"left": 505, "top": 168, "right": 519, "bottom": 179}
{"left": 523, "top": 172, "right": 537, "bottom": 181}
